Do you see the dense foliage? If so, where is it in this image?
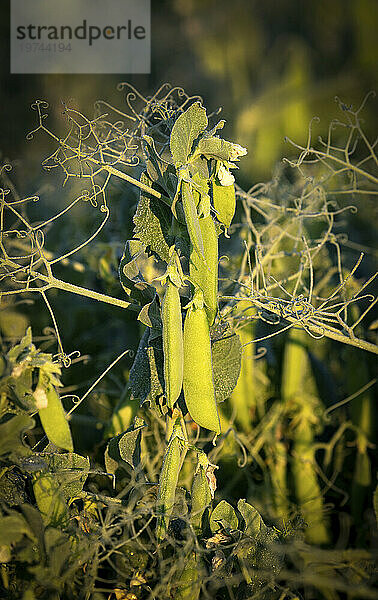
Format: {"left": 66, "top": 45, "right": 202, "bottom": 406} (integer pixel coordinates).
{"left": 0, "top": 85, "right": 377, "bottom": 600}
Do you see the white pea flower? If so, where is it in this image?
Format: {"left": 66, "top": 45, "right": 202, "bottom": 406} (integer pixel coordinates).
{"left": 217, "top": 163, "right": 235, "bottom": 186}
{"left": 229, "top": 143, "right": 248, "bottom": 161}
{"left": 33, "top": 387, "right": 48, "bottom": 409}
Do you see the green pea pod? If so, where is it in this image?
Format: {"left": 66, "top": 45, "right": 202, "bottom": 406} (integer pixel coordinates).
{"left": 181, "top": 180, "right": 205, "bottom": 262}
{"left": 37, "top": 378, "right": 73, "bottom": 452}
{"left": 162, "top": 280, "right": 184, "bottom": 409}
{"left": 212, "top": 180, "right": 236, "bottom": 228}
{"left": 156, "top": 434, "right": 182, "bottom": 540}
{"left": 183, "top": 295, "right": 221, "bottom": 433}
{"left": 189, "top": 215, "right": 218, "bottom": 326}
{"left": 191, "top": 454, "right": 212, "bottom": 534}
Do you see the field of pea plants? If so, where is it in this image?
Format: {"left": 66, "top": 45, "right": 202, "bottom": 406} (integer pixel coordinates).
{"left": 0, "top": 83, "right": 377, "bottom": 600}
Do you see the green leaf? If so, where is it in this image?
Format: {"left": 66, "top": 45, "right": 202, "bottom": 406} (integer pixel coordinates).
{"left": 212, "top": 333, "right": 242, "bottom": 402}
{"left": 38, "top": 384, "right": 73, "bottom": 452}
{"left": 32, "top": 473, "right": 68, "bottom": 526}
{"left": 143, "top": 134, "right": 170, "bottom": 187}
{"left": 129, "top": 328, "right": 165, "bottom": 409}
{"left": 133, "top": 172, "right": 173, "bottom": 262}
{"left": 170, "top": 102, "right": 208, "bottom": 166}
{"left": 0, "top": 513, "right": 34, "bottom": 546}
{"left": 212, "top": 180, "right": 236, "bottom": 228}
{"left": 0, "top": 468, "right": 27, "bottom": 505}
{"left": 210, "top": 499, "right": 238, "bottom": 532}
{"left": 7, "top": 326, "right": 33, "bottom": 363}
{"left": 44, "top": 528, "right": 72, "bottom": 579}
{"left": 105, "top": 416, "right": 146, "bottom": 474}
{"left": 237, "top": 499, "right": 268, "bottom": 537}
{"left": 105, "top": 388, "right": 140, "bottom": 438}
{"left": 195, "top": 137, "right": 234, "bottom": 161}
{"left": 119, "top": 239, "right": 157, "bottom": 305}
{"left": 35, "top": 452, "right": 90, "bottom": 500}
{"left": 137, "top": 294, "right": 162, "bottom": 335}
{"left": 0, "top": 414, "right": 34, "bottom": 457}
{"left": 32, "top": 453, "right": 89, "bottom": 527}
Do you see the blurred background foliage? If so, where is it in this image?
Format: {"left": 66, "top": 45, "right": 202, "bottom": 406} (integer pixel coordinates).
{"left": 1, "top": 0, "right": 377, "bottom": 181}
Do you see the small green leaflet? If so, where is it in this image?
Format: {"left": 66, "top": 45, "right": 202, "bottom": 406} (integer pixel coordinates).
{"left": 210, "top": 499, "right": 239, "bottom": 532}
{"left": 212, "top": 333, "right": 242, "bottom": 402}
{"left": 119, "top": 239, "right": 156, "bottom": 305}
{"left": 237, "top": 499, "right": 268, "bottom": 537}
{"left": 35, "top": 452, "right": 90, "bottom": 500}
{"left": 170, "top": 102, "right": 208, "bottom": 167}
{"left": 195, "top": 136, "right": 235, "bottom": 162}
{"left": 133, "top": 172, "right": 173, "bottom": 263}
{"left": 105, "top": 416, "right": 146, "bottom": 474}
{"left": 0, "top": 414, "right": 34, "bottom": 457}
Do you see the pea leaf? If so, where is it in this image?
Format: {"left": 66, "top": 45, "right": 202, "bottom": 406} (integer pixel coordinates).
{"left": 143, "top": 135, "right": 170, "bottom": 188}
{"left": 129, "top": 328, "right": 165, "bottom": 409}
{"left": 0, "top": 414, "right": 34, "bottom": 457}
{"left": 7, "top": 326, "right": 33, "bottom": 363}
{"left": 237, "top": 499, "right": 268, "bottom": 537}
{"left": 119, "top": 239, "right": 156, "bottom": 305}
{"left": 105, "top": 417, "right": 146, "bottom": 474}
{"left": 32, "top": 473, "right": 68, "bottom": 526}
{"left": 212, "top": 333, "right": 242, "bottom": 402}
{"left": 35, "top": 452, "right": 90, "bottom": 501}
{"left": 195, "top": 137, "right": 234, "bottom": 161}
{"left": 170, "top": 102, "right": 208, "bottom": 166}
{"left": 133, "top": 172, "right": 173, "bottom": 262}
{"left": 236, "top": 499, "right": 283, "bottom": 576}
{"left": 137, "top": 294, "right": 162, "bottom": 336}
{"left": 210, "top": 500, "right": 239, "bottom": 532}
{"left": 0, "top": 512, "right": 34, "bottom": 546}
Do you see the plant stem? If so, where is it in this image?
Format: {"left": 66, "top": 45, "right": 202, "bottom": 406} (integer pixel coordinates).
{"left": 47, "top": 275, "right": 141, "bottom": 312}
{"left": 103, "top": 164, "right": 171, "bottom": 205}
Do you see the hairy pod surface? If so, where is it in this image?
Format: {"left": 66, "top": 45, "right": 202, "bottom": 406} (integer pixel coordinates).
{"left": 162, "top": 280, "right": 184, "bottom": 409}
{"left": 191, "top": 459, "right": 212, "bottom": 533}
{"left": 38, "top": 381, "right": 73, "bottom": 452}
{"left": 181, "top": 180, "right": 205, "bottom": 261}
{"left": 189, "top": 215, "right": 218, "bottom": 326}
{"left": 156, "top": 434, "right": 182, "bottom": 540}
{"left": 183, "top": 302, "right": 221, "bottom": 433}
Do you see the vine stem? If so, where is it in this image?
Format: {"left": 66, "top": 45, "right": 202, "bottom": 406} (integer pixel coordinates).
{"left": 102, "top": 164, "right": 171, "bottom": 205}
{"left": 43, "top": 275, "right": 141, "bottom": 312}
{"left": 221, "top": 296, "right": 378, "bottom": 354}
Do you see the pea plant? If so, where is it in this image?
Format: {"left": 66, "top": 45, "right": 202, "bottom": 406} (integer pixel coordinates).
{"left": 0, "top": 84, "right": 377, "bottom": 600}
